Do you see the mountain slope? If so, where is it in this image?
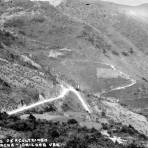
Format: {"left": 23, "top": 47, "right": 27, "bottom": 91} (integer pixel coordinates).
{"left": 58, "top": 0, "right": 148, "bottom": 115}
{"left": 0, "top": 0, "right": 148, "bottom": 145}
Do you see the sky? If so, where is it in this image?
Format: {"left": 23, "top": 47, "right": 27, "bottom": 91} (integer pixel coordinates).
{"left": 100, "top": 0, "right": 148, "bottom": 6}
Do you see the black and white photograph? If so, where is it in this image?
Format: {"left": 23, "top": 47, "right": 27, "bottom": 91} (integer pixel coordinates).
{"left": 0, "top": 0, "right": 148, "bottom": 147}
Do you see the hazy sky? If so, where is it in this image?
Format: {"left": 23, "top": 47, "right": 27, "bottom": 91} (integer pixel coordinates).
{"left": 101, "top": 0, "right": 148, "bottom": 6}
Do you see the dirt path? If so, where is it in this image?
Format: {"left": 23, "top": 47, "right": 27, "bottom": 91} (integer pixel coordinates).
{"left": 7, "top": 83, "right": 91, "bottom": 115}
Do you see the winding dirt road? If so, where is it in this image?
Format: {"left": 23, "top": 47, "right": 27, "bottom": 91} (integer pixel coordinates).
{"left": 7, "top": 62, "right": 136, "bottom": 116}
{"left": 103, "top": 63, "right": 136, "bottom": 93}
{"left": 7, "top": 84, "right": 91, "bottom": 115}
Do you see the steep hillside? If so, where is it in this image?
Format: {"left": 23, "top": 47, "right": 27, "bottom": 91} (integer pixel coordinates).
{"left": 58, "top": 0, "right": 148, "bottom": 115}
{"left": 0, "top": 0, "right": 135, "bottom": 109}
{"left": 0, "top": 0, "right": 148, "bottom": 147}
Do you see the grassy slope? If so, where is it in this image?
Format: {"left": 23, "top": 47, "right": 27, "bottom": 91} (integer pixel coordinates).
{"left": 58, "top": 0, "right": 148, "bottom": 115}
{"left": 0, "top": 0, "right": 133, "bottom": 110}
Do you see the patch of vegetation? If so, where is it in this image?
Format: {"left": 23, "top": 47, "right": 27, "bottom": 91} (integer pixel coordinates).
{"left": 142, "top": 77, "right": 148, "bottom": 83}
{"left": 102, "top": 122, "right": 147, "bottom": 141}
{"left": 8, "top": 0, "right": 34, "bottom": 10}
{"left": 127, "top": 141, "right": 145, "bottom": 148}
{"left": 85, "top": 3, "right": 90, "bottom": 6}
{"left": 67, "top": 119, "right": 78, "bottom": 125}
{"left": 4, "top": 17, "right": 25, "bottom": 28}
{"left": 18, "top": 30, "right": 26, "bottom": 35}
{"left": 0, "top": 78, "right": 11, "bottom": 90}
{"left": 77, "top": 26, "right": 112, "bottom": 52}
{"left": 112, "top": 50, "right": 119, "bottom": 56}
{"left": 129, "top": 48, "right": 134, "bottom": 54}
{"left": 0, "top": 112, "right": 147, "bottom": 148}
{"left": 122, "top": 52, "right": 129, "bottom": 57}
{"left": 0, "top": 112, "right": 126, "bottom": 148}
{"left": 26, "top": 104, "right": 57, "bottom": 114}
{"left": 30, "top": 15, "right": 46, "bottom": 24}
{"left": 0, "top": 30, "right": 16, "bottom": 46}
{"left": 120, "top": 125, "right": 138, "bottom": 136}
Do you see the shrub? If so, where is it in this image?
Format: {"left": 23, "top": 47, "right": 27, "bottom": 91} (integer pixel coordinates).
{"left": 0, "top": 112, "right": 8, "bottom": 120}
{"left": 31, "top": 16, "right": 45, "bottom": 23}
{"left": 120, "top": 125, "right": 135, "bottom": 135}
{"left": 67, "top": 119, "right": 78, "bottom": 125}
{"left": 112, "top": 50, "right": 119, "bottom": 56}
{"left": 0, "top": 30, "right": 16, "bottom": 46}
{"left": 28, "top": 114, "right": 36, "bottom": 122}
{"left": 102, "top": 123, "right": 109, "bottom": 130}
{"left": 4, "top": 17, "right": 25, "bottom": 28}
{"left": 51, "top": 130, "right": 60, "bottom": 139}
{"left": 127, "top": 141, "right": 145, "bottom": 148}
